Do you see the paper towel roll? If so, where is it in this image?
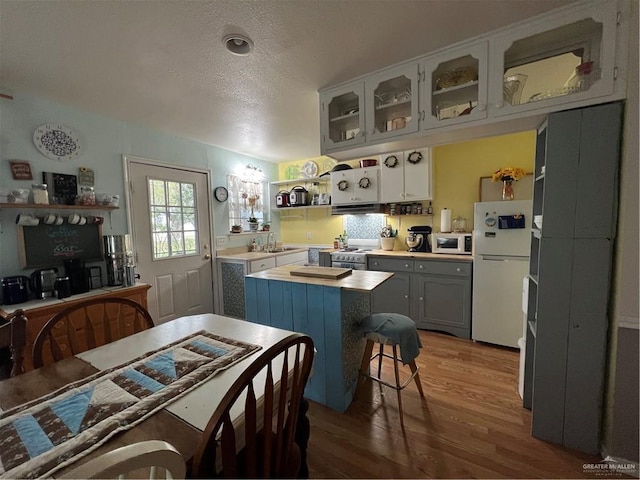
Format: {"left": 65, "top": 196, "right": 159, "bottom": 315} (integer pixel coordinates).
{"left": 440, "top": 208, "right": 451, "bottom": 232}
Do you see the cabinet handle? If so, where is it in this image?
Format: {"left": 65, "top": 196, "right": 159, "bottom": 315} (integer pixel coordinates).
{"left": 456, "top": 267, "right": 461, "bottom": 272}
{"left": 418, "top": 264, "right": 423, "bottom": 269}
{"left": 419, "top": 297, "right": 424, "bottom": 301}
{"left": 404, "top": 264, "right": 409, "bottom": 268}
{"left": 260, "top": 263, "right": 266, "bottom": 268}
{"left": 477, "top": 104, "right": 487, "bottom": 111}
{"left": 360, "top": 131, "right": 366, "bottom": 138}
{"left": 374, "top": 262, "right": 379, "bottom": 266}
{"left": 495, "top": 102, "right": 504, "bottom": 109}
{"left": 404, "top": 295, "right": 409, "bottom": 299}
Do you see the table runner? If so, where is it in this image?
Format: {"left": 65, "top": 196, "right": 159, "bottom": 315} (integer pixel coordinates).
{"left": 0, "top": 330, "right": 261, "bottom": 479}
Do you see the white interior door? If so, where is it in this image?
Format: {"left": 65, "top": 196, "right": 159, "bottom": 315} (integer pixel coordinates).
{"left": 127, "top": 159, "right": 214, "bottom": 324}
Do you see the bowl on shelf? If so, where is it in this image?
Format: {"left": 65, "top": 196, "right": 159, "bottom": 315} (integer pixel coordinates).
{"left": 534, "top": 215, "right": 543, "bottom": 229}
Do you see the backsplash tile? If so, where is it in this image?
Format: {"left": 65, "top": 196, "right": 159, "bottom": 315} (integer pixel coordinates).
{"left": 344, "top": 214, "right": 385, "bottom": 240}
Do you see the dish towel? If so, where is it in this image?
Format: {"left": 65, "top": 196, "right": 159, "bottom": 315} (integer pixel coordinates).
{"left": 359, "top": 313, "right": 422, "bottom": 365}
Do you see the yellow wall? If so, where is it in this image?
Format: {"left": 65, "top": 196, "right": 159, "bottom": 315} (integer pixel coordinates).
{"left": 277, "top": 131, "right": 536, "bottom": 244}
{"left": 432, "top": 130, "right": 536, "bottom": 231}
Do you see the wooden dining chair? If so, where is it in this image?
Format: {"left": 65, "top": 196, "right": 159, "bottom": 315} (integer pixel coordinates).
{"left": 32, "top": 297, "right": 155, "bottom": 369}
{"left": 0, "top": 309, "right": 27, "bottom": 378}
{"left": 58, "top": 440, "right": 186, "bottom": 479}
{"left": 191, "top": 333, "right": 314, "bottom": 479}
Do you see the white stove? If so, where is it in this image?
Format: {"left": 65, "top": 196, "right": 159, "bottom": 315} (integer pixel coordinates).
{"left": 330, "top": 239, "right": 378, "bottom": 270}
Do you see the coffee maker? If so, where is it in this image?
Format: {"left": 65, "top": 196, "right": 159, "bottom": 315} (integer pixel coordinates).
{"left": 64, "top": 259, "right": 90, "bottom": 295}
{"left": 406, "top": 226, "right": 432, "bottom": 252}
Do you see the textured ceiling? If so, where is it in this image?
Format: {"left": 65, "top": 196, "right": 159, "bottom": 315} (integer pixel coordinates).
{"left": 0, "top": 0, "right": 573, "bottom": 163}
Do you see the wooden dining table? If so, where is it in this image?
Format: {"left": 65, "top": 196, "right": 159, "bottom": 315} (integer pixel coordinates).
{"left": 0, "top": 313, "right": 304, "bottom": 477}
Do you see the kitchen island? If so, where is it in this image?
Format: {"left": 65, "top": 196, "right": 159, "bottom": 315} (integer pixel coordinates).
{"left": 245, "top": 265, "right": 392, "bottom": 412}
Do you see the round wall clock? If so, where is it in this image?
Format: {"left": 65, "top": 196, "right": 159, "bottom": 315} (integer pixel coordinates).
{"left": 33, "top": 124, "right": 81, "bottom": 161}
{"left": 214, "top": 186, "right": 229, "bottom": 202}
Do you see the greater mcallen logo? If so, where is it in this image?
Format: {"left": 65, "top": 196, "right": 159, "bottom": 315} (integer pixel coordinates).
{"left": 583, "top": 457, "right": 637, "bottom": 476}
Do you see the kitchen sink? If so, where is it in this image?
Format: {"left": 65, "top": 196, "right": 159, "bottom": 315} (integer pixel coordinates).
{"left": 265, "top": 247, "right": 300, "bottom": 253}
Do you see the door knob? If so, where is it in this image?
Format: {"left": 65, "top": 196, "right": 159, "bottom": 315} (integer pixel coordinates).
{"left": 204, "top": 253, "right": 211, "bottom": 260}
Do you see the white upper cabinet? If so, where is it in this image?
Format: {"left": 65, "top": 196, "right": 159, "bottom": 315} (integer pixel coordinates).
{"left": 330, "top": 167, "right": 380, "bottom": 205}
{"left": 364, "top": 63, "right": 421, "bottom": 143}
{"left": 319, "top": 0, "right": 629, "bottom": 158}
{"left": 421, "top": 42, "right": 489, "bottom": 129}
{"left": 379, "top": 148, "right": 432, "bottom": 203}
{"left": 320, "top": 82, "right": 366, "bottom": 152}
{"left": 488, "top": 0, "right": 621, "bottom": 117}
{"left": 320, "top": 63, "right": 420, "bottom": 153}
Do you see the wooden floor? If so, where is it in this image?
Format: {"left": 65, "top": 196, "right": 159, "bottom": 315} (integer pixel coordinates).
{"left": 306, "top": 330, "right": 605, "bottom": 479}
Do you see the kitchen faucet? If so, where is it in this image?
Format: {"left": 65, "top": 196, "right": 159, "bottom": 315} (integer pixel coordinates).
{"left": 266, "top": 232, "right": 276, "bottom": 252}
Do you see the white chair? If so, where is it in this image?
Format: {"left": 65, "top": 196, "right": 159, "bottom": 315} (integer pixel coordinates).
{"left": 58, "top": 440, "right": 186, "bottom": 479}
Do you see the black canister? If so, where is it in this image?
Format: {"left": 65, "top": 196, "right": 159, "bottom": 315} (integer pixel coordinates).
{"left": 55, "top": 277, "right": 72, "bottom": 299}
{"left": 64, "top": 259, "right": 90, "bottom": 294}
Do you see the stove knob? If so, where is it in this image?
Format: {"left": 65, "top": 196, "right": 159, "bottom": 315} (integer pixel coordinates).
{"left": 350, "top": 255, "right": 356, "bottom": 262}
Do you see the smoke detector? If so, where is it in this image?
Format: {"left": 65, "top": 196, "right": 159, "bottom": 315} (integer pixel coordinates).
{"left": 223, "top": 34, "right": 254, "bottom": 56}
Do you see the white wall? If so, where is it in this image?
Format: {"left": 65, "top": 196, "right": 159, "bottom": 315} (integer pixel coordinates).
{"left": 0, "top": 93, "right": 278, "bottom": 278}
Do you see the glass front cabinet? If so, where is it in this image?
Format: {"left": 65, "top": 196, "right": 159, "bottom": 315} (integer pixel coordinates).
{"left": 319, "top": 82, "right": 366, "bottom": 152}
{"left": 364, "top": 63, "right": 420, "bottom": 143}
{"left": 488, "top": 0, "right": 619, "bottom": 118}
{"left": 320, "top": 63, "right": 420, "bottom": 153}
{"left": 421, "top": 42, "right": 489, "bottom": 130}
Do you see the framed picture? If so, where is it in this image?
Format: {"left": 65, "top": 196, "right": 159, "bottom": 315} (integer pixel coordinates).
{"left": 479, "top": 173, "right": 533, "bottom": 201}
{"left": 8, "top": 160, "right": 33, "bottom": 180}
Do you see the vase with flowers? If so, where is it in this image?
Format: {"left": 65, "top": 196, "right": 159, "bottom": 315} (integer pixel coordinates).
{"left": 492, "top": 166, "right": 526, "bottom": 200}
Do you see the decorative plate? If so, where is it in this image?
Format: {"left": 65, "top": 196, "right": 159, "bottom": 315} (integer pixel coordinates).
{"left": 301, "top": 160, "right": 318, "bottom": 178}
{"left": 33, "top": 124, "right": 81, "bottom": 161}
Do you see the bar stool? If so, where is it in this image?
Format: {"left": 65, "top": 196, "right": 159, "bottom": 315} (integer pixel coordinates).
{"left": 356, "top": 313, "right": 424, "bottom": 425}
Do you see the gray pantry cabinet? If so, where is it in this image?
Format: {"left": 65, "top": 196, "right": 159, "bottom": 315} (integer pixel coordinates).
{"left": 523, "top": 102, "right": 622, "bottom": 454}
{"left": 368, "top": 256, "right": 472, "bottom": 339}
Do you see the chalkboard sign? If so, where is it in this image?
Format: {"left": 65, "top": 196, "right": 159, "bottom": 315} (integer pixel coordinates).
{"left": 42, "top": 172, "right": 78, "bottom": 205}
{"left": 18, "top": 224, "right": 104, "bottom": 268}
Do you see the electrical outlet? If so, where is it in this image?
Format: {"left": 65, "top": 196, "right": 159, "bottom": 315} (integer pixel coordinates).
{"left": 216, "top": 236, "right": 227, "bottom": 246}
{"left": 306, "top": 232, "right": 312, "bottom": 240}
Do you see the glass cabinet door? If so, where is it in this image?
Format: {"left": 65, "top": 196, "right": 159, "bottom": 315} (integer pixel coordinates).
{"left": 421, "top": 42, "right": 488, "bottom": 129}
{"left": 320, "top": 82, "right": 365, "bottom": 152}
{"left": 364, "top": 62, "right": 420, "bottom": 142}
{"left": 489, "top": 2, "right": 618, "bottom": 117}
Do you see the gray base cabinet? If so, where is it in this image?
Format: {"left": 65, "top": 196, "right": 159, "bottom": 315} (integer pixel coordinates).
{"left": 371, "top": 272, "right": 411, "bottom": 317}
{"left": 525, "top": 102, "right": 622, "bottom": 454}
{"left": 368, "top": 256, "right": 472, "bottom": 339}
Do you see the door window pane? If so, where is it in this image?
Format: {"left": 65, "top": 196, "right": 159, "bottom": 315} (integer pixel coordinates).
{"left": 148, "top": 179, "right": 199, "bottom": 259}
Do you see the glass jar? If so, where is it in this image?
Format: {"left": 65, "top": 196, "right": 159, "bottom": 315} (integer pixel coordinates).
{"left": 31, "top": 184, "right": 49, "bottom": 205}
{"left": 79, "top": 186, "right": 96, "bottom": 206}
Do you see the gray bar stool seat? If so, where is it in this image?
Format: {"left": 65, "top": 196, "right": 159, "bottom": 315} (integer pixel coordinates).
{"left": 356, "top": 313, "right": 425, "bottom": 425}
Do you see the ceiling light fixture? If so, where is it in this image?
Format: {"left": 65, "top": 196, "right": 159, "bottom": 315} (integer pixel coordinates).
{"left": 223, "top": 34, "right": 254, "bottom": 56}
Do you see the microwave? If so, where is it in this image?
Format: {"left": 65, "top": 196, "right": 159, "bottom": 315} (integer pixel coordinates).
{"left": 432, "top": 233, "right": 472, "bottom": 255}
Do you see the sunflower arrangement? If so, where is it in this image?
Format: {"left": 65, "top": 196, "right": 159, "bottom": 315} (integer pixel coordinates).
{"left": 492, "top": 166, "right": 527, "bottom": 182}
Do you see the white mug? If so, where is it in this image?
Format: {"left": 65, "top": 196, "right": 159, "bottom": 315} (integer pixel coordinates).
{"left": 43, "top": 213, "right": 57, "bottom": 225}
{"left": 78, "top": 216, "right": 87, "bottom": 225}
{"left": 68, "top": 213, "right": 81, "bottom": 225}
{"left": 54, "top": 215, "right": 64, "bottom": 225}
{"left": 16, "top": 214, "right": 39, "bottom": 226}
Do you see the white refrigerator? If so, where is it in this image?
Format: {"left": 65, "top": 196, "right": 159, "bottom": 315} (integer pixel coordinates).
{"left": 472, "top": 200, "right": 532, "bottom": 348}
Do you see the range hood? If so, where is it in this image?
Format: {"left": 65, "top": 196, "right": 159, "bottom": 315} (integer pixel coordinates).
{"left": 331, "top": 204, "right": 385, "bottom": 215}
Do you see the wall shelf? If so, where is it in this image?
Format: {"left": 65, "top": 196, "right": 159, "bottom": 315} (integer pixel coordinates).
{"left": 270, "top": 176, "right": 329, "bottom": 186}
{"left": 0, "top": 203, "right": 118, "bottom": 210}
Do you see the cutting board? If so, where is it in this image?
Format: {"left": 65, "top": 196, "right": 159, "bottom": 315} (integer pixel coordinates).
{"left": 290, "top": 266, "right": 353, "bottom": 279}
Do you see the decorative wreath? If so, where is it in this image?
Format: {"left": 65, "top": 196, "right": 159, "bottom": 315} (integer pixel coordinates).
{"left": 337, "top": 180, "right": 349, "bottom": 191}
{"left": 358, "top": 177, "right": 371, "bottom": 189}
{"left": 383, "top": 155, "right": 398, "bottom": 168}
{"left": 407, "top": 151, "right": 423, "bottom": 164}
